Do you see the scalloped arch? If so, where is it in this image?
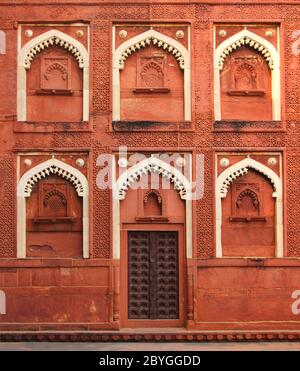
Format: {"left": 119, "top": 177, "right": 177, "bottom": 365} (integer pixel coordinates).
{"left": 19, "top": 29, "right": 89, "bottom": 69}
{"left": 144, "top": 189, "right": 162, "bottom": 204}
{"left": 214, "top": 29, "right": 279, "bottom": 70}
{"left": 216, "top": 157, "right": 282, "bottom": 199}
{"left": 18, "top": 158, "right": 88, "bottom": 198}
{"left": 236, "top": 188, "right": 259, "bottom": 209}
{"left": 114, "top": 29, "right": 189, "bottom": 70}
{"left": 115, "top": 156, "right": 192, "bottom": 201}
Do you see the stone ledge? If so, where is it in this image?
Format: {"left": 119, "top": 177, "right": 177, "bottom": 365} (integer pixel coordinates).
{"left": 112, "top": 120, "right": 193, "bottom": 132}
{"left": 14, "top": 121, "right": 91, "bottom": 133}
{"left": 1, "top": 330, "right": 300, "bottom": 342}
{"left": 213, "top": 120, "right": 285, "bottom": 132}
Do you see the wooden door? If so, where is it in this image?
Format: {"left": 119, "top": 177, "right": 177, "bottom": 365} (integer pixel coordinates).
{"left": 128, "top": 231, "right": 179, "bottom": 320}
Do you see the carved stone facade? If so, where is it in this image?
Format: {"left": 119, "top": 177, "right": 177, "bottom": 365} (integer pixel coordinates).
{"left": 0, "top": 1, "right": 300, "bottom": 336}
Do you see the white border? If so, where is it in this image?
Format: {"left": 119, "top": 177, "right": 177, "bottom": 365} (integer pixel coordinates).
{"left": 215, "top": 156, "right": 283, "bottom": 258}
{"left": 214, "top": 29, "right": 281, "bottom": 121}
{"left": 112, "top": 29, "right": 191, "bottom": 121}
{"left": 17, "top": 29, "right": 90, "bottom": 121}
{"left": 17, "top": 158, "right": 89, "bottom": 259}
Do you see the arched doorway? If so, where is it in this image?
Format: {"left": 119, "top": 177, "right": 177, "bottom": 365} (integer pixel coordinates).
{"left": 113, "top": 156, "right": 192, "bottom": 328}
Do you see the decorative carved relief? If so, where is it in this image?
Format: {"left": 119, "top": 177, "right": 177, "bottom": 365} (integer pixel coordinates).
{"left": 143, "top": 189, "right": 162, "bottom": 205}
{"left": 119, "top": 36, "right": 185, "bottom": 70}
{"left": 40, "top": 184, "right": 68, "bottom": 217}
{"left": 222, "top": 170, "right": 276, "bottom": 256}
{"left": 139, "top": 57, "right": 164, "bottom": 87}
{"left": 234, "top": 62, "right": 257, "bottom": 90}
{"left": 40, "top": 56, "right": 71, "bottom": 92}
{"left": 230, "top": 182, "right": 263, "bottom": 222}
{"left": 220, "top": 48, "right": 272, "bottom": 119}
{"left": 118, "top": 159, "right": 188, "bottom": 201}
{"left": 23, "top": 162, "right": 84, "bottom": 197}
{"left": 225, "top": 55, "right": 268, "bottom": 97}
{"left": 143, "top": 189, "right": 163, "bottom": 217}
{"left": 218, "top": 157, "right": 280, "bottom": 199}
{"left": 24, "top": 34, "right": 85, "bottom": 69}
{"left": 236, "top": 187, "right": 260, "bottom": 210}
{"left": 216, "top": 155, "right": 283, "bottom": 258}
{"left": 133, "top": 55, "right": 170, "bottom": 94}
{"left": 218, "top": 35, "right": 274, "bottom": 70}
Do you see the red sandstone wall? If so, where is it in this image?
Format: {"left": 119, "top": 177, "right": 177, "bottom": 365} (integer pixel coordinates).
{"left": 0, "top": 261, "right": 113, "bottom": 330}
{"left": 196, "top": 263, "right": 300, "bottom": 330}
{"left": 0, "top": 1, "right": 300, "bottom": 331}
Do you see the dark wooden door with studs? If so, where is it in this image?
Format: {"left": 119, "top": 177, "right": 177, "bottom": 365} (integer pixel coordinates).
{"left": 128, "top": 231, "right": 179, "bottom": 320}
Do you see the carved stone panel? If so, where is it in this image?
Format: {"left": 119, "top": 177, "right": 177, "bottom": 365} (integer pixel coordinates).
{"left": 39, "top": 183, "right": 69, "bottom": 218}
{"left": 40, "top": 55, "right": 71, "bottom": 91}
{"left": 234, "top": 61, "right": 258, "bottom": 91}
{"left": 143, "top": 189, "right": 163, "bottom": 216}
{"left": 227, "top": 55, "right": 264, "bottom": 96}
{"left": 136, "top": 55, "right": 166, "bottom": 91}
{"left": 231, "top": 182, "right": 261, "bottom": 218}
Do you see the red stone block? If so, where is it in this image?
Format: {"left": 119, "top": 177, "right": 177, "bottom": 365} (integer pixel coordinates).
{"left": 18, "top": 269, "right": 32, "bottom": 287}
{"left": 31, "top": 268, "right": 61, "bottom": 287}
{"left": 3, "top": 271, "right": 18, "bottom": 287}
{"left": 71, "top": 292, "right": 110, "bottom": 323}
{"left": 60, "top": 267, "right": 109, "bottom": 287}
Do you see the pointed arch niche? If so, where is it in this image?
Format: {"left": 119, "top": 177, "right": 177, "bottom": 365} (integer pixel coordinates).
{"left": 214, "top": 28, "right": 280, "bottom": 121}
{"left": 17, "top": 158, "right": 89, "bottom": 259}
{"left": 113, "top": 155, "right": 193, "bottom": 259}
{"left": 17, "top": 29, "right": 89, "bottom": 122}
{"left": 215, "top": 156, "right": 283, "bottom": 258}
{"left": 113, "top": 29, "right": 191, "bottom": 122}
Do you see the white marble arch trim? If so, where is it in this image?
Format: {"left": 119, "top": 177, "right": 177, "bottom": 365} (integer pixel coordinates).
{"left": 17, "top": 29, "right": 90, "bottom": 121}
{"left": 17, "top": 158, "right": 89, "bottom": 259}
{"left": 113, "top": 156, "right": 193, "bottom": 259}
{"left": 215, "top": 157, "right": 283, "bottom": 258}
{"left": 116, "top": 156, "right": 191, "bottom": 201}
{"left": 112, "top": 29, "right": 191, "bottom": 121}
{"left": 214, "top": 29, "right": 281, "bottom": 121}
